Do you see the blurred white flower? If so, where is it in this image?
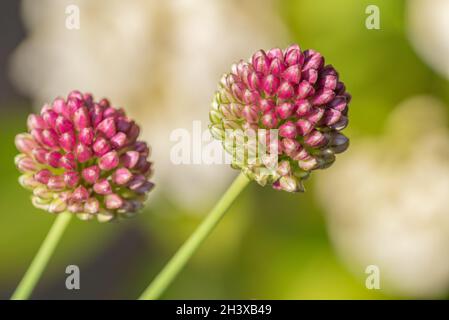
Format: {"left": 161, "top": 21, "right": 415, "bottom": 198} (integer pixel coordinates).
{"left": 316, "top": 96, "right": 449, "bottom": 298}
{"left": 10, "top": 0, "right": 288, "bottom": 211}
{"left": 407, "top": 0, "right": 449, "bottom": 79}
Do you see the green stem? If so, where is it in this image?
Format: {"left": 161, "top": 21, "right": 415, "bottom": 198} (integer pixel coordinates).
{"left": 139, "top": 173, "right": 250, "bottom": 300}
{"left": 11, "top": 211, "right": 72, "bottom": 300}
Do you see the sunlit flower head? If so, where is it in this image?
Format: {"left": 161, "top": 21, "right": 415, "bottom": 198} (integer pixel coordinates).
{"left": 15, "top": 90, "right": 154, "bottom": 222}
{"left": 210, "top": 44, "right": 350, "bottom": 192}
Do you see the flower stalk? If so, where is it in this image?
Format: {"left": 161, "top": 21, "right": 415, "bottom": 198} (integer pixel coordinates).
{"left": 139, "top": 173, "right": 249, "bottom": 300}
{"left": 11, "top": 211, "right": 72, "bottom": 300}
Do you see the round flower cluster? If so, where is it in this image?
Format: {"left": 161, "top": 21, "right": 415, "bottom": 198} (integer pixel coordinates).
{"left": 209, "top": 44, "right": 350, "bottom": 192}
{"left": 15, "top": 91, "right": 154, "bottom": 222}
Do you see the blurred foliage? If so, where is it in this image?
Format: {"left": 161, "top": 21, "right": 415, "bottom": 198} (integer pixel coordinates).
{"left": 1, "top": 0, "right": 448, "bottom": 299}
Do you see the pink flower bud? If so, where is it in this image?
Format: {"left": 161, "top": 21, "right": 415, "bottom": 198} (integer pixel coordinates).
{"left": 71, "top": 185, "right": 89, "bottom": 202}
{"left": 35, "top": 169, "right": 52, "bottom": 184}
{"left": 275, "top": 102, "right": 296, "bottom": 119}
{"left": 82, "top": 165, "right": 100, "bottom": 184}
{"left": 93, "top": 178, "right": 112, "bottom": 195}
{"left": 79, "top": 127, "right": 94, "bottom": 145}
{"left": 75, "top": 143, "right": 92, "bottom": 163}
{"left": 63, "top": 171, "right": 79, "bottom": 188}
{"left": 279, "top": 121, "right": 297, "bottom": 139}
{"left": 97, "top": 117, "right": 116, "bottom": 139}
{"left": 110, "top": 132, "right": 127, "bottom": 149}
{"left": 105, "top": 194, "right": 123, "bottom": 210}
{"left": 99, "top": 151, "right": 119, "bottom": 171}
{"left": 59, "top": 131, "right": 76, "bottom": 152}
{"left": 112, "top": 168, "right": 133, "bottom": 185}
{"left": 46, "top": 150, "right": 62, "bottom": 168}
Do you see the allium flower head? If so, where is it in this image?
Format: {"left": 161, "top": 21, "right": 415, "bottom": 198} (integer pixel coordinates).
{"left": 15, "top": 90, "right": 154, "bottom": 222}
{"left": 209, "top": 44, "right": 350, "bottom": 192}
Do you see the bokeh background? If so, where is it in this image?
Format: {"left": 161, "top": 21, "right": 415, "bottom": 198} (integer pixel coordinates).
{"left": 1, "top": 0, "right": 449, "bottom": 299}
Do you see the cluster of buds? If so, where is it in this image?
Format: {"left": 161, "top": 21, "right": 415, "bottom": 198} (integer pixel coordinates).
{"left": 209, "top": 44, "right": 350, "bottom": 192}
{"left": 15, "top": 90, "right": 154, "bottom": 222}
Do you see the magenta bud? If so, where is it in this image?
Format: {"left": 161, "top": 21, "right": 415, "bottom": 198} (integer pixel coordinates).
{"left": 295, "top": 99, "right": 312, "bottom": 117}
{"left": 59, "top": 131, "right": 76, "bottom": 152}
{"left": 55, "top": 115, "right": 74, "bottom": 134}
{"left": 262, "top": 75, "right": 280, "bottom": 95}
{"left": 282, "top": 138, "right": 301, "bottom": 155}
{"left": 84, "top": 197, "right": 100, "bottom": 214}
{"left": 276, "top": 102, "right": 296, "bottom": 120}
{"left": 277, "top": 81, "right": 295, "bottom": 100}
{"left": 63, "top": 171, "right": 80, "bottom": 188}
{"left": 269, "top": 58, "right": 285, "bottom": 75}
{"left": 35, "top": 169, "right": 52, "bottom": 184}
{"left": 47, "top": 175, "right": 65, "bottom": 190}
{"left": 252, "top": 50, "right": 269, "bottom": 74}
{"left": 42, "top": 110, "right": 58, "bottom": 129}
{"left": 97, "top": 117, "right": 116, "bottom": 139}
{"left": 68, "top": 90, "right": 83, "bottom": 100}
{"left": 75, "top": 143, "right": 92, "bottom": 163}
{"left": 99, "top": 98, "right": 110, "bottom": 108}
{"left": 261, "top": 111, "right": 279, "bottom": 129}
{"left": 92, "top": 137, "right": 111, "bottom": 156}
{"left": 284, "top": 44, "right": 304, "bottom": 66}
{"left": 296, "top": 119, "right": 313, "bottom": 136}
{"left": 32, "top": 148, "right": 48, "bottom": 164}
{"left": 312, "top": 89, "right": 335, "bottom": 105}
{"left": 259, "top": 98, "right": 276, "bottom": 113}
{"left": 27, "top": 114, "right": 47, "bottom": 130}
{"left": 304, "top": 130, "right": 327, "bottom": 147}
{"left": 301, "top": 68, "right": 318, "bottom": 84}
{"left": 112, "top": 168, "right": 133, "bottom": 185}
{"left": 52, "top": 98, "right": 68, "bottom": 117}
{"left": 319, "top": 74, "right": 337, "bottom": 90}
{"left": 242, "top": 105, "right": 259, "bottom": 123}
{"left": 15, "top": 133, "right": 38, "bottom": 154}
{"left": 297, "top": 81, "right": 314, "bottom": 99}
{"left": 282, "top": 64, "right": 301, "bottom": 84}
{"left": 42, "top": 129, "right": 59, "bottom": 148}
{"left": 110, "top": 132, "right": 127, "bottom": 149}
{"left": 242, "top": 89, "right": 260, "bottom": 105}
{"left": 46, "top": 150, "right": 62, "bottom": 168}
{"left": 82, "top": 165, "right": 100, "bottom": 184}
{"left": 71, "top": 185, "right": 89, "bottom": 201}
{"left": 99, "top": 150, "right": 119, "bottom": 171}
{"left": 91, "top": 104, "right": 104, "bottom": 127}
{"left": 79, "top": 127, "right": 94, "bottom": 145}
{"left": 303, "top": 50, "right": 324, "bottom": 71}
{"left": 279, "top": 121, "right": 297, "bottom": 139}
{"left": 105, "top": 194, "right": 123, "bottom": 210}
{"left": 93, "top": 178, "right": 112, "bottom": 195}
{"left": 103, "top": 107, "right": 118, "bottom": 118}
{"left": 247, "top": 72, "right": 261, "bottom": 91}
{"left": 306, "top": 107, "right": 325, "bottom": 124}
{"left": 73, "top": 107, "right": 90, "bottom": 129}
{"left": 267, "top": 47, "right": 284, "bottom": 62}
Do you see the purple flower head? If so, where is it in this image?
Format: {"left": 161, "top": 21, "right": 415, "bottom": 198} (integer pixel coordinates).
{"left": 15, "top": 91, "right": 154, "bottom": 222}
{"left": 209, "top": 45, "right": 350, "bottom": 192}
